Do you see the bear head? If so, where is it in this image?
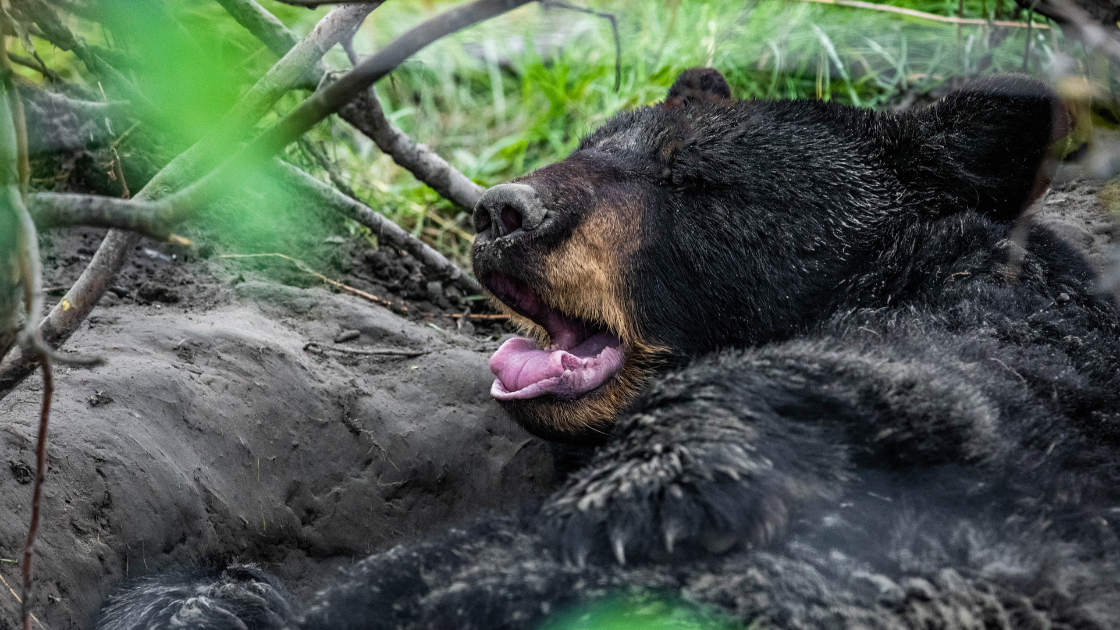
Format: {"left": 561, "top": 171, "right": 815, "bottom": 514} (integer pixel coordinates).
{"left": 471, "top": 68, "right": 1066, "bottom": 444}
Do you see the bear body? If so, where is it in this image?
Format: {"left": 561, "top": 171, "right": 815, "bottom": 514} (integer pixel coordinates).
{"left": 98, "top": 71, "right": 1120, "bottom": 629}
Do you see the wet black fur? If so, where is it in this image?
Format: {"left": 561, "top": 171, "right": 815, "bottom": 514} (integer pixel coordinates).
{"left": 98, "top": 71, "right": 1120, "bottom": 628}
{"left": 96, "top": 564, "right": 289, "bottom": 630}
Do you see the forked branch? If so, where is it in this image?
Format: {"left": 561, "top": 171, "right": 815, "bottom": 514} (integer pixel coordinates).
{"left": 223, "top": 0, "right": 489, "bottom": 210}
{"left": 170, "top": 0, "right": 533, "bottom": 220}
{"left": 339, "top": 89, "right": 487, "bottom": 209}
{"left": 0, "top": 4, "right": 375, "bottom": 399}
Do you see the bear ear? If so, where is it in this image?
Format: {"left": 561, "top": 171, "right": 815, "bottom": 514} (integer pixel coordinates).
{"left": 664, "top": 68, "right": 733, "bottom": 108}
{"left": 895, "top": 75, "right": 1070, "bottom": 222}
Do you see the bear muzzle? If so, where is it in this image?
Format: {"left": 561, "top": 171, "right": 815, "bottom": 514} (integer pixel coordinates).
{"left": 481, "top": 271, "right": 626, "bottom": 402}
{"left": 473, "top": 183, "right": 551, "bottom": 242}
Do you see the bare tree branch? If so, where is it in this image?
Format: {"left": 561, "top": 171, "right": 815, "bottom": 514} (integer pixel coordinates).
{"left": 224, "top": 0, "right": 489, "bottom": 211}
{"left": 0, "top": 4, "right": 372, "bottom": 400}
{"left": 19, "top": 86, "right": 128, "bottom": 120}
{"left": 27, "top": 193, "right": 178, "bottom": 241}
{"left": 273, "top": 159, "right": 483, "bottom": 295}
{"left": 340, "top": 90, "right": 487, "bottom": 209}
{"left": 215, "top": 0, "right": 299, "bottom": 57}
{"left": 216, "top": 0, "right": 382, "bottom": 91}
{"left": 216, "top": 2, "right": 379, "bottom": 141}
{"left": 170, "top": 0, "right": 531, "bottom": 219}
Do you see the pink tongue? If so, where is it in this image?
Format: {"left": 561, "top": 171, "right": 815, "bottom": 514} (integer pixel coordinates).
{"left": 489, "top": 331, "right": 625, "bottom": 401}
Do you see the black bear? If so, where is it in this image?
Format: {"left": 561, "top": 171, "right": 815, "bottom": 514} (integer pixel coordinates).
{"left": 98, "top": 69, "right": 1120, "bottom": 629}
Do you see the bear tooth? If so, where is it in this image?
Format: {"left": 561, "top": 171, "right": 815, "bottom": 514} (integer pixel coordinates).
{"left": 611, "top": 535, "right": 627, "bottom": 566}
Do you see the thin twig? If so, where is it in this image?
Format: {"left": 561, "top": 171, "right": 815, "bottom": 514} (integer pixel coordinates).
{"left": 166, "top": 0, "right": 533, "bottom": 221}
{"left": 19, "top": 354, "right": 50, "bottom": 630}
{"left": 26, "top": 193, "right": 185, "bottom": 242}
{"left": 225, "top": 0, "right": 491, "bottom": 212}
{"left": 303, "top": 341, "right": 427, "bottom": 357}
{"left": 0, "top": 573, "right": 45, "bottom": 629}
{"left": 437, "top": 311, "right": 508, "bottom": 320}
{"left": 272, "top": 159, "right": 483, "bottom": 295}
{"left": 110, "top": 147, "right": 130, "bottom": 199}
{"left": 7, "top": 52, "right": 59, "bottom": 83}
{"left": 0, "top": 38, "right": 61, "bottom": 630}
{"left": 798, "top": 0, "right": 1051, "bottom": 28}
{"left": 220, "top": 252, "right": 409, "bottom": 311}
{"left": 298, "top": 137, "right": 363, "bottom": 199}
{"left": 543, "top": 1, "right": 621, "bottom": 91}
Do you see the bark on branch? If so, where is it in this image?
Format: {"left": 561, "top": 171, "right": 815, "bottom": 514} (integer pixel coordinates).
{"left": 273, "top": 160, "right": 483, "bottom": 295}
{"left": 22, "top": 88, "right": 128, "bottom": 118}
{"left": 340, "top": 90, "right": 486, "bottom": 209}
{"left": 221, "top": 0, "right": 497, "bottom": 211}
{"left": 27, "top": 193, "right": 176, "bottom": 241}
{"left": 215, "top": 0, "right": 300, "bottom": 58}
{"left": 171, "top": 0, "right": 531, "bottom": 220}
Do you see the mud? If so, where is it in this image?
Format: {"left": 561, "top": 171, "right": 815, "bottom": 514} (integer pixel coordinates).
{"left": 1, "top": 230, "right": 544, "bottom": 629}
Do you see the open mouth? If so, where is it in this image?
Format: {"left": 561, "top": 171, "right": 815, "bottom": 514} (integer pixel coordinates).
{"left": 483, "top": 273, "right": 626, "bottom": 401}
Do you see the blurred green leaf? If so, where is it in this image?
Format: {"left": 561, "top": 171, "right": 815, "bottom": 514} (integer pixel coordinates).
{"left": 538, "top": 596, "right": 739, "bottom": 630}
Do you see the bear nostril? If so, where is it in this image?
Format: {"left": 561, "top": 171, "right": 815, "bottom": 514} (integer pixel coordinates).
{"left": 500, "top": 205, "right": 523, "bottom": 234}
{"left": 473, "top": 183, "right": 546, "bottom": 241}
{"left": 473, "top": 206, "right": 492, "bottom": 236}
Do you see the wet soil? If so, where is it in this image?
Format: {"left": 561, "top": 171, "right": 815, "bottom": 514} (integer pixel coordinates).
{"left": 0, "top": 227, "right": 537, "bottom": 629}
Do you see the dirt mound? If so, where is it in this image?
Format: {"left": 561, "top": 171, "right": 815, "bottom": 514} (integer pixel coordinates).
{"left": 0, "top": 273, "right": 549, "bottom": 628}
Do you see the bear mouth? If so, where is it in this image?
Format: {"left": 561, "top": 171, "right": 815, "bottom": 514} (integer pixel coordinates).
{"left": 482, "top": 273, "right": 626, "bottom": 401}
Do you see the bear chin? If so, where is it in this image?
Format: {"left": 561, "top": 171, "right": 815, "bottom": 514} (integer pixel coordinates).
{"left": 493, "top": 383, "right": 626, "bottom": 445}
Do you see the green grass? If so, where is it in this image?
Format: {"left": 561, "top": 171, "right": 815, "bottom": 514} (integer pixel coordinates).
{"left": 14, "top": 0, "right": 1097, "bottom": 272}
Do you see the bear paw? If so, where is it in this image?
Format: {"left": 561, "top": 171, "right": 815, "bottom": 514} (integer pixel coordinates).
{"left": 541, "top": 433, "right": 794, "bottom": 566}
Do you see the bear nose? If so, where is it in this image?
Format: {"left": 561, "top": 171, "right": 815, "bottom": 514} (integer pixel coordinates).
{"left": 473, "top": 183, "right": 549, "bottom": 240}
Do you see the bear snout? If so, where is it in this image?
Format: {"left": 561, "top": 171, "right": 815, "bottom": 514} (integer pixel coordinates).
{"left": 473, "top": 183, "right": 550, "bottom": 242}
